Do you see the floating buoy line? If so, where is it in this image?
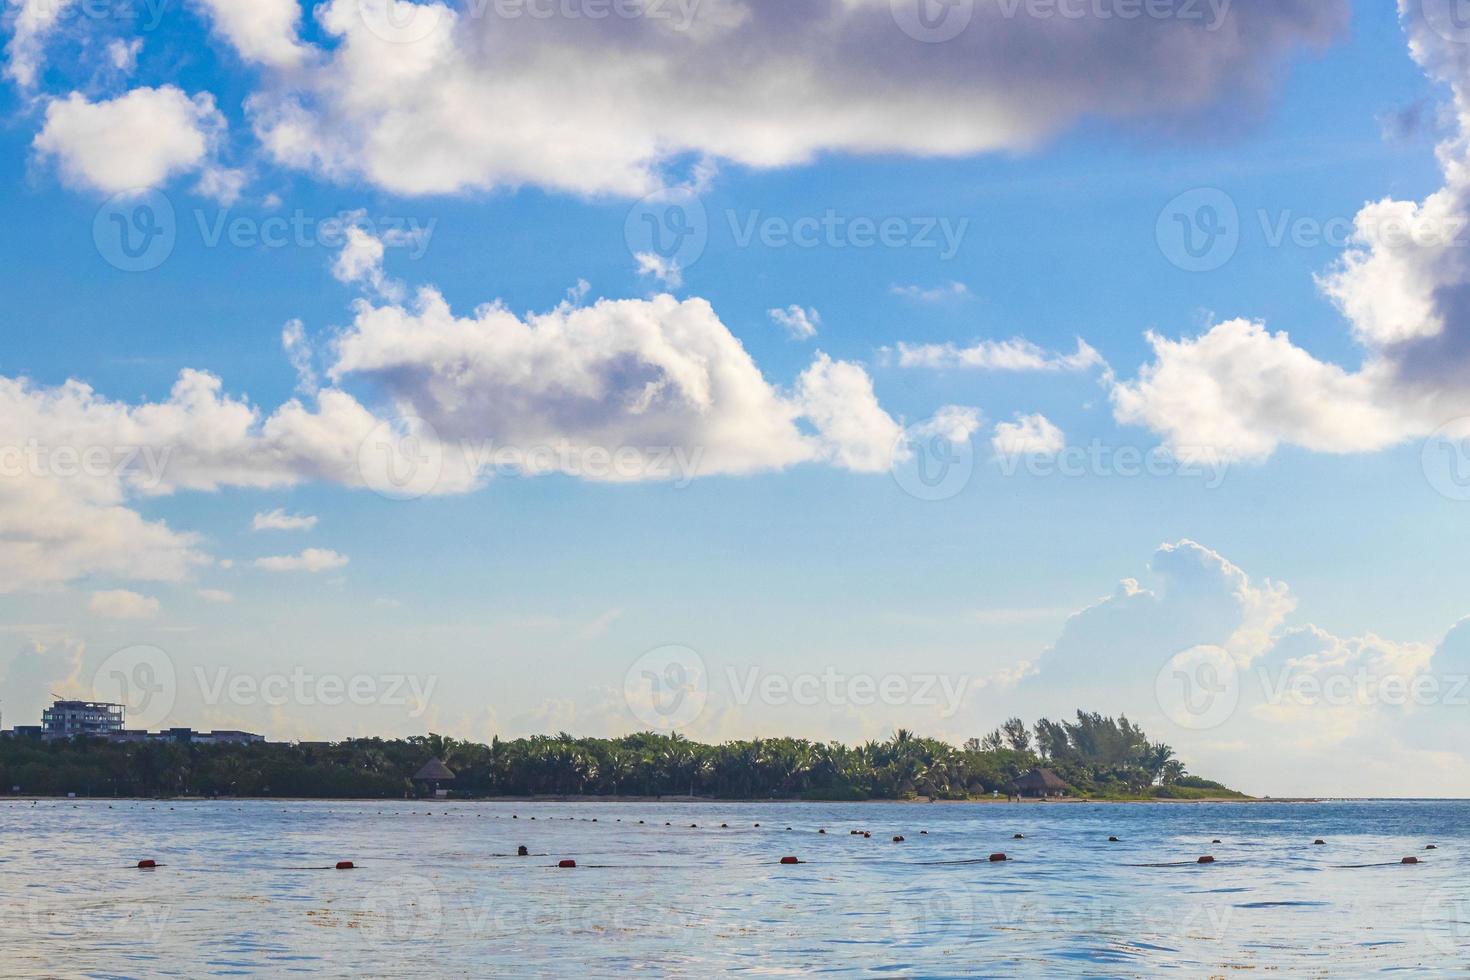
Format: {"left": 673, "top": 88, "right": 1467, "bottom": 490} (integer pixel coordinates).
{"left": 111, "top": 813, "right": 1442, "bottom": 876}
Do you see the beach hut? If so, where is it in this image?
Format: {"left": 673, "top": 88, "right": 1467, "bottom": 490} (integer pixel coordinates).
{"left": 412, "top": 758, "right": 456, "bottom": 798}
{"left": 1008, "top": 768, "right": 1068, "bottom": 799}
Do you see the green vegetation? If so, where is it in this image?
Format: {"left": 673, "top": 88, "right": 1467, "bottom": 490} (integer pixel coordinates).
{"left": 0, "top": 712, "right": 1244, "bottom": 800}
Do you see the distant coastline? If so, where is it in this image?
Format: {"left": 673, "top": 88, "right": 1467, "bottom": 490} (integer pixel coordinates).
{"left": 1, "top": 712, "right": 1249, "bottom": 802}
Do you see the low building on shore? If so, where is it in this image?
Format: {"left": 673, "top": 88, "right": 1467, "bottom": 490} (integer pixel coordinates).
{"left": 2, "top": 700, "right": 264, "bottom": 745}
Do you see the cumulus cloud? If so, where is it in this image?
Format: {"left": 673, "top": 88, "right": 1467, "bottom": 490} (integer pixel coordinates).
{"left": 0, "top": 273, "right": 909, "bottom": 591}
{"left": 1113, "top": 6, "right": 1470, "bottom": 461}
{"left": 795, "top": 353, "right": 905, "bottom": 473}
{"left": 88, "top": 589, "right": 160, "bottom": 619}
{"left": 193, "top": 0, "right": 310, "bottom": 68}
{"left": 992, "top": 413, "right": 1065, "bottom": 458}
{"left": 33, "top": 86, "right": 226, "bottom": 194}
{"left": 769, "top": 305, "right": 820, "bottom": 341}
{"left": 1025, "top": 540, "right": 1294, "bottom": 696}
{"left": 235, "top": 0, "right": 1344, "bottom": 197}
{"left": 0, "top": 367, "right": 382, "bottom": 593}
{"left": 989, "top": 538, "right": 1470, "bottom": 795}
{"left": 197, "top": 588, "right": 234, "bottom": 603}
{"left": 254, "top": 547, "right": 349, "bottom": 572}
{"left": 896, "top": 337, "right": 1105, "bottom": 372}
{"left": 252, "top": 508, "right": 318, "bottom": 532}
{"left": 329, "top": 289, "right": 900, "bottom": 479}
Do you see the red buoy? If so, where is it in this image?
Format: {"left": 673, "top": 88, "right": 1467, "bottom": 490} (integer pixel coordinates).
{"left": 780, "top": 856, "right": 800, "bottom": 865}
{"left": 558, "top": 859, "right": 577, "bottom": 868}
{"left": 1198, "top": 856, "right": 1216, "bottom": 864}
{"left": 335, "top": 861, "right": 355, "bottom": 870}
{"left": 989, "top": 853, "right": 1007, "bottom": 862}
{"left": 136, "top": 860, "right": 157, "bottom": 869}
{"left": 1403, "top": 856, "right": 1420, "bottom": 865}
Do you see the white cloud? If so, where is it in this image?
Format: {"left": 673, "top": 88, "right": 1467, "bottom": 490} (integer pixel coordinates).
{"left": 33, "top": 86, "right": 226, "bottom": 194}
{"left": 252, "top": 508, "right": 318, "bottom": 532}
{"left": 329, "top": 222, "right": 421, "bottom": 300}
{"left": 1111, "top": 320, "right": 1418, "bottom": 463}
{"left": 989, "top": 539, "right": 1470, "bottom": 796}
{"left": 194, "top": 165, "right": 247, "bottom": 205}
{"left": 0, "top": 367, "right": 382, "bottom": 593}
{"left": 107, "top": 38, "right": 142, "bottom": 74}
{"left": 237, "top": 0, "right": 1344, "bottom": 197}
{"left": 891, "top": 282, "right": 971, "bottom": 303}
{"left": 330, "top": 289, "right": 901, "bottom": 479}
{"left": 197, "top": 588, "right": 234, "bottom": 603}
{"left": 769, "top": 305, "right": 820, "bottom": 341}
{"left": 281, "top": 318, "right": 317, "bottom": 394}
{"left": 634, "top": 252, "right": 682, "bottom": 289}
{"left": 992, "top": 413, "right": 1065, "bottom": 458}
{"left": 911, "top": 405, "right": 985, "bottom": 444}
{"left": 897, "top": 337, "right": 1105, "bottom": 372}
{"left": 88, "top": 589, "right": 160, "bottom": 619}
{"left": 795, "top": 353, "right": 905, "bottom": 473}
{"left": 0, "top": 272, "right": 905, "bottom": 594}
{"left": 4, "top": 0, "right": 74, "bottom": 88}
{"left": 1113, "top": 8, "right": 1470, "bottom": 461}
{"left": 192, "top": 0, "right": 309, "bottom": 68}
{"left": 254, "top": 548, "right": 349, "bottom": 572}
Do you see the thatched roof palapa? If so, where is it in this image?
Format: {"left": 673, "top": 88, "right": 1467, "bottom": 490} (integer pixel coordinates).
{"left": 1009, "top": 768, "right": 1068, "bottom": 795}
{"left": 412, "top": 758, "right": 456, "bottom": 782}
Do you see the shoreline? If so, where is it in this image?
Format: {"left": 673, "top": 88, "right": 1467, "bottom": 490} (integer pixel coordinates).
{"left": 3, "top": 794, "right": 1320, "bottom": 804}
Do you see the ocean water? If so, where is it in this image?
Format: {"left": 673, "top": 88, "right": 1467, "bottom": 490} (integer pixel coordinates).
{"left": 2, "top": 798, "right": 1467, "bottom": 977}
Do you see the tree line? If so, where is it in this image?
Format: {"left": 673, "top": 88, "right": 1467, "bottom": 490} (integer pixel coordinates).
{"left": 0, "top": 712, "right": 1239, "bottom": 800}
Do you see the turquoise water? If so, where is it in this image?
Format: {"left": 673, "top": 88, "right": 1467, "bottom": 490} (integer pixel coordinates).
{"left": 2, "top": 799, "right": 1467, "bottom": 976}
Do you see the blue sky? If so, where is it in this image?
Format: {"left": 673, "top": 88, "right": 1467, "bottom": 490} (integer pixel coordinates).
{"left": 4, "top": 0, "right": 1470, "bottom": 795}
